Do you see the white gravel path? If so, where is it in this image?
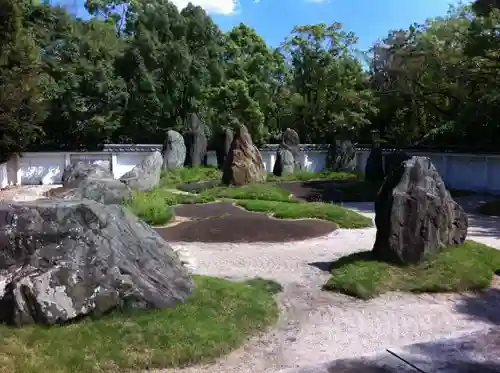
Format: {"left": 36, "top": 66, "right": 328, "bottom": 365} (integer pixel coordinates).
{"left": 158, "top": 198, "right": 500, "bottom": 373}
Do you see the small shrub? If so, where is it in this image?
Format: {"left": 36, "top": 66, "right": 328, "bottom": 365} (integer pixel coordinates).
{"left": 124, "top": 190, "right": 174, "bottom": 225}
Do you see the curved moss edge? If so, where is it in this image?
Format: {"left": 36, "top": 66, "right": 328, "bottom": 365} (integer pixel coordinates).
{"left": 476, "top": 199, "right": 500, "bottom": 217}
{"left": 324, "top": 240, "right": 500, "bottom": 300}
{"left": 0, "top": 276, "right": 280, "bottom": 373}
{"left": 233, "top": 199, "right": 373, "bottom": 229}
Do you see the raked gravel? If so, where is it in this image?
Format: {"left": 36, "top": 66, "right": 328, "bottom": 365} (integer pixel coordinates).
{"left": 157, "top": 200, "right": 500, "bottom": 373}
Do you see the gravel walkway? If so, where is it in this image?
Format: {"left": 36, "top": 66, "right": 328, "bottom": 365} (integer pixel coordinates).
{"left": 157, "top": 198, "right": 500, "bottom": 373}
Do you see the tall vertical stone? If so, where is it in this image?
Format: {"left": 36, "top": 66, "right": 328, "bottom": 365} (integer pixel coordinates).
{"left": 221, "top": 125, "right": 266, "bottom": 186}
{"left": 273, "top": 128, "right": 302, "bottom": 176}
{"left": 163, "top": 130, "right": 186, "bottom": 170}
{"left": 215, "top": 128, "right": 234, "bottom": 169}
{"left": 184, "top": 113, "right": 207, "bottom": 167}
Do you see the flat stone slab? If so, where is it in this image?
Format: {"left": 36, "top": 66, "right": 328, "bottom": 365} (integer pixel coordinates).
{"left": 388, "top": 326, "right": 500, "bottom": 373}
{"left": 277, "top": 351, "right": 418, "bottom": 373}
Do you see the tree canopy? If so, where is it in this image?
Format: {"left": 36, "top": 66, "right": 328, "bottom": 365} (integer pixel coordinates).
{"left": 0, "top": 0, "right": 498, "bottom": 158}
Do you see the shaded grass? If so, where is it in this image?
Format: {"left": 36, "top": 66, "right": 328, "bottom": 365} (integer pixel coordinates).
{"left": 160, "top": 167, "right": 222, "bottom": 188}
{"left": 324, "top": 241, "right": 500, "bottom": 300}
{"left": 477, "top": 199, "right": 500, "bottom": 217}
{"left": 234, "top": 199, "right": 373, "bottom": 228}
{"left": 201, "top": 183, "right": 294, "bottom": 202}
{"left": 267, "top": 169, "right": 360, "bottom": 182}
{"left": 0, "top": 276, "right": 279, "bottom": 373}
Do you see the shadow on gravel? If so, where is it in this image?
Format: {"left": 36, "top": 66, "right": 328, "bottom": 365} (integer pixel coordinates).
{"left": 308, "top": 261, "right": 334, "bottom": 272}
{"left": 455, "top": 288, "right": 500, "bottom": 326}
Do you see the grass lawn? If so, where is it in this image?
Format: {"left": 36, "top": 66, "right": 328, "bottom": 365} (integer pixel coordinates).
{"left": 0, "top": 276, "right": 280, "bottom": 373}
{"left": 159, "top": 166, "right": 222, "bottom": 188}
{"left": 477, "top": 199, "right": 500, "bottom": 217}
{"left": 267, "top": 169, "right": 360, "bottom": 182}
{"left": 324, "top": 240, "right": 500, "bottom": 300}
{"left": 234, "top": 199, "right": 373, "bottom": 228}
{"left": 125, "top": 167, "right": 371, "bottom": 227}
{"left": 200, "top": 183, "right": 294, "bottom": 202}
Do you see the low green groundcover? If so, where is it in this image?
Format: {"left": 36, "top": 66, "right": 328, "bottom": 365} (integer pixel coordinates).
{"left": 324, "top": 240, "right": 500, "bottom": 299}
{"left": 0, "top": 276, "right": 279, "bottom": 373}
{"left": 234, "top": 199, "right": 373, "bottom": 228}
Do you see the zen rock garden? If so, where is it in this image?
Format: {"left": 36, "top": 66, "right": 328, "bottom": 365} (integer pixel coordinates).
{"left": 0, "top": 119, "right": 499, "bottom": 373}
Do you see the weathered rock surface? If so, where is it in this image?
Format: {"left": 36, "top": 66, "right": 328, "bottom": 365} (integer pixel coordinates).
{"left": 163, "top": 130, "right": 186, "bottom": 170}
{"left": 61, "top": 161, "right": 113, "bottom": 186}
{"left": 49, "top": 178, "right": 132, "bottom": 205}
{"left": 328, "top": 140, "right": 356, "bottom": 171}
{"left": 221, "top": 125, "right": 266, "bottom": 186}
{"left": 373, "top": 156, "right": 468, "bottom": 264}
{"left": 120, "top": 151, "right": 163, "bottom": 192}
{"left": 273, "top": 128, "right": 302, "bottom": 176}
{"left": 364, "top": 146, "right": 385, "bottom": 182}
{"left": 0, "top": 199, "right": 194, "bottom": 326}
{"left": 52, "top": 163, "right": 132, "bottom": 205}
{"left": 215, "top": 128, "right": 234, "bottom": 169}
{"left": 184, "top": 113, "right": 207, "bottom": 167}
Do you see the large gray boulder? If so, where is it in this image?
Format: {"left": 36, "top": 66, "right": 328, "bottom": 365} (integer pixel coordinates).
{"left": 373, "top": 156, "right": 468, "bottom": 264}
{"left": 184, "top": 113, "right": 207, "bottom": 167}
{"left": 120, "top": 151, "right": 163, "bottom": 192}
{"left": 273, "top": 128, "right": 302, "bottom": 176}
{"left": 49, "top": 177, "right": 132, "bottom": 205}
{"left": 163, "top": 130, "right": 186, "bottom": 170}
{"left": 0, "top": 199, "right": 194, "bottom": 326}
{"left": 53, "top": 162, "right": 132, "bottom": 204}
{"left": 61, "top": 161, "right": 113, "bottom": 186}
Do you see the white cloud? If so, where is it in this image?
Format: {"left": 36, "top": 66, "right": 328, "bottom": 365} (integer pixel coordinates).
{"left": 170, "top": 0, "right": 239, "bottom": 15}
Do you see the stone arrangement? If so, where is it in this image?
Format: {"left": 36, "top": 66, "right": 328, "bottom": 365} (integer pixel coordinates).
{"left": 273, "top": 128, "right": 302, "bottom": 176}
{"left": 183, "top": 113, "right": 208, "bottom": 167}
{"left": 0, "top": 151, "right": 193, "bottom": 327}
{"left": 221, "top": 124, "right": 266, "bottom": 185}
{"left": 163, "top": 129, "right": 186, "bottom": 170}
{"left": 373, "top": 156, "right": 468, "bottom": 264}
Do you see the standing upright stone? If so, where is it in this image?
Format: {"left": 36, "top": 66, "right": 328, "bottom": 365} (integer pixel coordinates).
{"left": 184, "top": 113, "right": 207, "bottom": 167}
{"left": 373, "top": 156, "right": 468, "bottom": 265}
{"left": 328, "top": 140, "right": 356, "bottom": 171}
{"left": 365, "top": 145, "right": 385, "bottom": 182}
{"left": 273, "top": 128, "right": 302, "bottom": 176}
{"left": 120, "top": 151, "right": 163, "bottom": 192}
{"left": 163, "top": 130, "right": 186, "bottom": 170}
{"left": 221, "top": 125, "right": 266, "bottom": 186}
{"left": 215, "top": 128, "right": 234, "bottom": 169}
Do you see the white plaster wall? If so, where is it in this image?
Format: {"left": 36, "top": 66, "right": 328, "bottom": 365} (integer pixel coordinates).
{"left": 8, "top": 148, "right": 500, "bottom": 194}
{"left": 20, "top": 153, "right": 67, "bottom": 185}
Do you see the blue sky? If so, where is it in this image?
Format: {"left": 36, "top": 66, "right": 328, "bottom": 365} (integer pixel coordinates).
{"left": 57, "top": 0, "right": 465, "bottom": 50}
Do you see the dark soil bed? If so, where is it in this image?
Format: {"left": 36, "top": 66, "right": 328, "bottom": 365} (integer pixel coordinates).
{"left": 277, "top": 180, "right": 346, "bottom": 203}
{"left": 155, "top": 202, "right": 337, "bottom": 243}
